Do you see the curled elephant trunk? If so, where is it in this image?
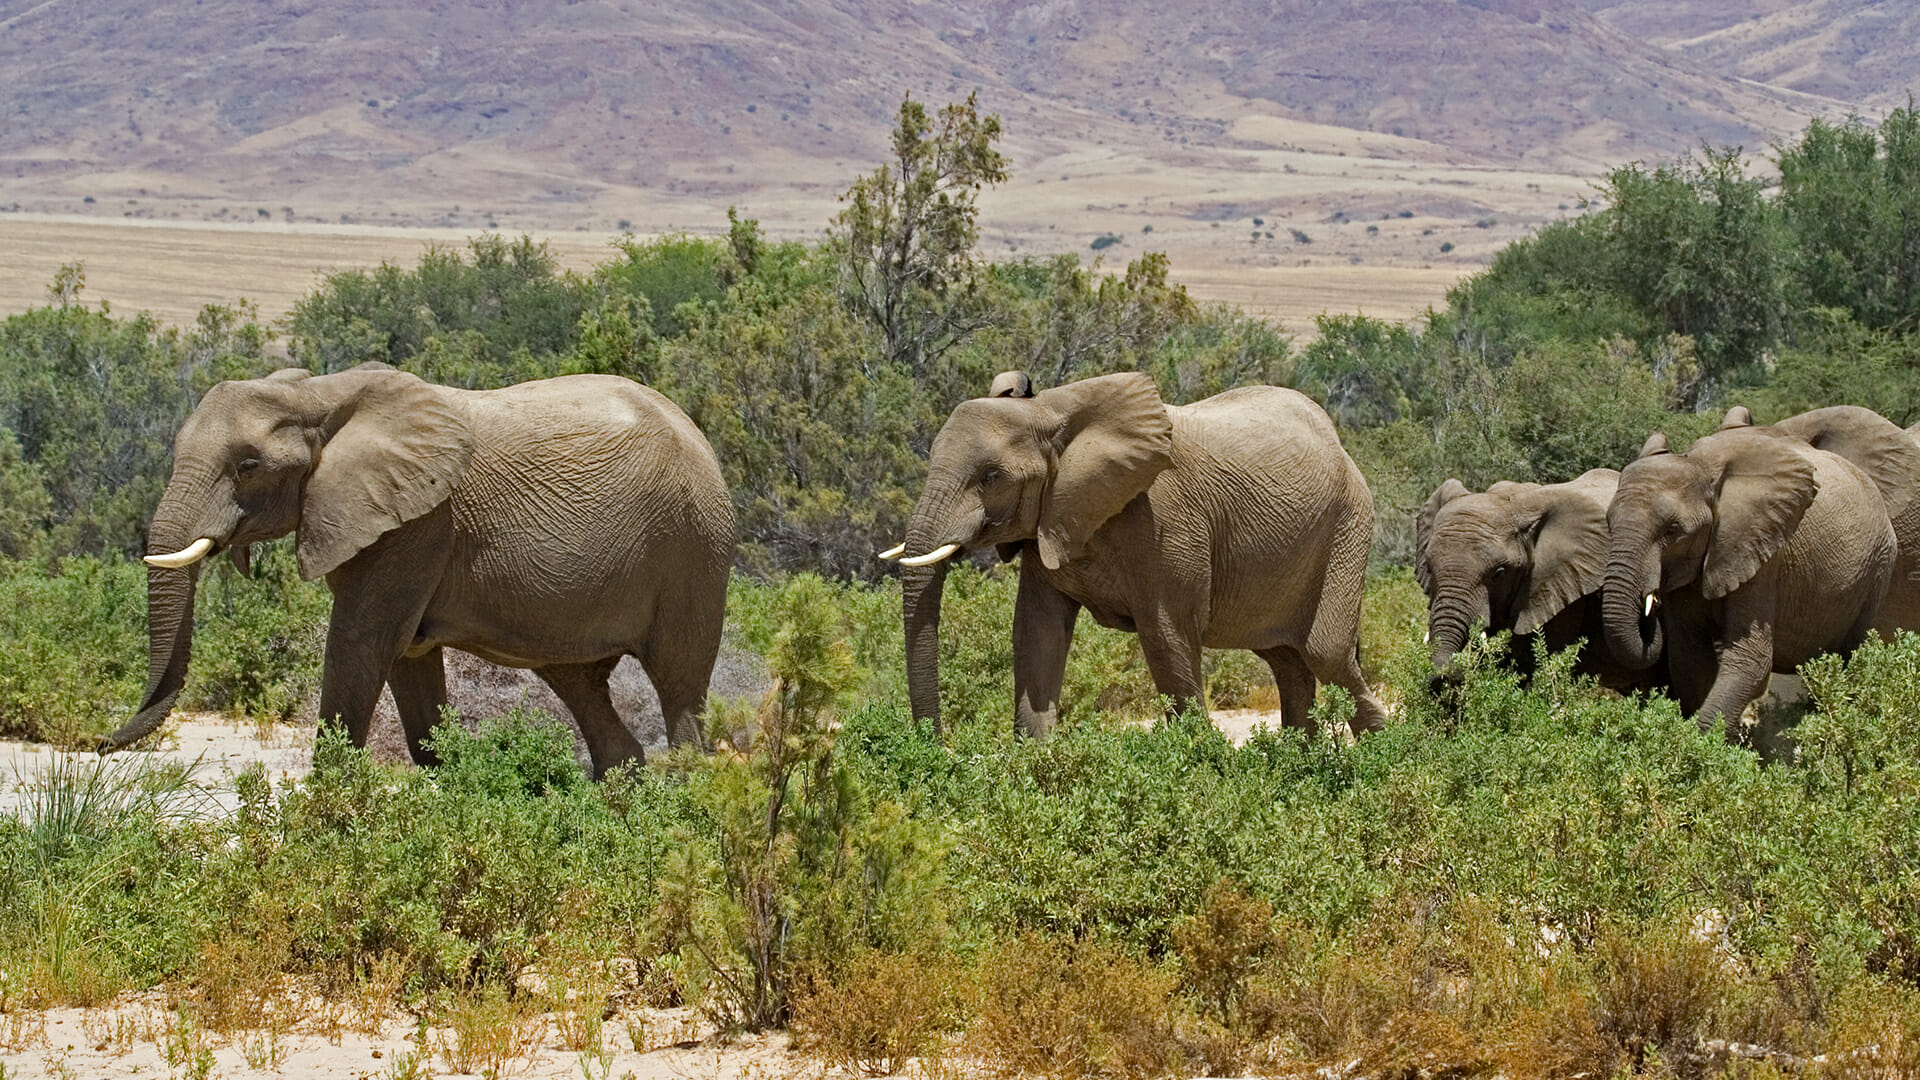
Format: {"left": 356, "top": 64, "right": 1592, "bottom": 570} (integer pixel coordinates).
{"left": 100, "top": 481, "right": 222, "bottom": 753}
{"left": 1601, "top": 548, "right": 1665, "bottom": 672}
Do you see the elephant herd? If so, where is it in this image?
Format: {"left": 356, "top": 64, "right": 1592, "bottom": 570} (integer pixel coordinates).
{"left": 102, "top": 362, "right": 1920, "bottom": 777}
{"left": 1418, "top": 404, "right": 1920, "bottom": 729}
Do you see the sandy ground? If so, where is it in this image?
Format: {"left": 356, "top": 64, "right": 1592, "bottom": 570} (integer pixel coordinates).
{"left": 0, "top": 995, "right": 811, "bottom": 1079}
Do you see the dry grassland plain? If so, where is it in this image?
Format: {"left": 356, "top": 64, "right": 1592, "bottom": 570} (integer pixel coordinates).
{"left": 0, "top": 112, "right": 1598, "bottom": 340}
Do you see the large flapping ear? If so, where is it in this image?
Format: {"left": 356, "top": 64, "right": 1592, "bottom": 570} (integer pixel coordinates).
{"left": 1413, "top": 479, "right": 1472, "bottom": 593}
{"left": 295, "top": 368, "right": 474, "bottom": 579}
{"left": 1033, "top": 372, "right": 1173, "bottom": 570}
{"left": 1512, "top": 484, "right": 1610, "bottom": 635}
{"left": 1700, "top": 431, "right": 1818, "bottom": 600}
{"left": 1773, "top": 406, "right": 1920, "bottom": 524}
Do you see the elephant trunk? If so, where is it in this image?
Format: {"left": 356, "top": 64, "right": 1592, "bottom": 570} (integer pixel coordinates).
{"left": 100, "top": 488, "right": 211, "bottom": 752}
{"left": 1601, "top": 540, "right": 1665, "bottom": 672}
{"left": 902, "top": 559, "right": 951, "bottom": 731}
{"left": 1426, "top": 585, "right": 1489, "bottom": 671}
{"left": 900, "top": 479, "right": 983, "bottom": 733}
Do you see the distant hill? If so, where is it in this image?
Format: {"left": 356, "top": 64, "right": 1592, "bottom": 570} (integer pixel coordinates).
{"left": 1582, "top": 0, "right": 1919, "bottom": 110}
{"left": 0, "top": 0, "right": 1895, "bottom": 251}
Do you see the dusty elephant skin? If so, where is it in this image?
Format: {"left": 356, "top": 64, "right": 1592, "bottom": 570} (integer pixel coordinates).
{"left": 105, "top": 364, "right": 734, "bottom": 778}
{"left": 1416, "top": 469, "right": 1669, "bottom": 694}
{"left": 1601, "top": 416, "right": 1895, "bottom": 730}
{"left": 894, "top": 371, "right": 1386, "bottom": 738}
{"left": 1726, "top": 404, "right": 1920, "bottom": 639}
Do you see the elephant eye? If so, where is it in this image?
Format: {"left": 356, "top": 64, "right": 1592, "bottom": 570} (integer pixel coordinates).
{"left": 1490, "top": 564, "right": 1508, "bottom": 579}
{"left": 979, "top": 466, "right": 1003, "bottom": 486}
{"left": 236, "top": 457, "right": 262, "bottom": 476}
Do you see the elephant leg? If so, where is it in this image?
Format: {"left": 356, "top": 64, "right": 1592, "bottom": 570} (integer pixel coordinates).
{"left": 1256, "top": 645, "right": 1317, "bottom": 734}
{"left": 1013, "top": 560, "right": 1081, "bottom": 738}
{"left": 1301, "top": 643, "right": 1387, "bottom": 736}
{"left": 1694, "top": 590, "right": 1777, "bottom": 734}
{"left": 387, "top": 647, "right": 449, "bottom": 766}
{"left": 1137, "top": 612, "right": 1205, "bottom": 721}
{"left": 536, "top": 658, "right": 645, "bottom": 779}
{"left": 317, "top": 508, "right": 448, "bottom": 750}
{"left": 639, "top": 643, "right": 717, "bottom": 753}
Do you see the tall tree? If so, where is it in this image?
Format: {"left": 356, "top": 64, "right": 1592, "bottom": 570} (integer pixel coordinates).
{"left": 833, "top": 93, "right": 1008, "bottom": 379}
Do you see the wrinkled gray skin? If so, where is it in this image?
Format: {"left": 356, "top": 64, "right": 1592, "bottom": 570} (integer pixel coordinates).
{"left": 1723, "top": 405, "right": 1920, "bottom": 638}
{"left": 1602, "top": 417, "right": 1895, "bottom": 729}
{"left": 1416, "top": 469, "right": 1664, "bottom": 692}
{"left": 106, "top": 364, "right": 733, "bottom": 777}
{"left": 899, "top": 372, "right": 1386, "bottom": 738}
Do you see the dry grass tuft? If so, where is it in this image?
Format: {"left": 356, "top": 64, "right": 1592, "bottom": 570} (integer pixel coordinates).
{"left": 433, "top": 982, "right": 549, "bottom": 1079}
{"left": 968, "top": 934, "right": 1181, "bottom": 1080}
{"left": 1592, "top": 921, "right": 1725, "bottom": 1070}
{"left": 792, "top": 950, "right": 964, "bottom": 1076}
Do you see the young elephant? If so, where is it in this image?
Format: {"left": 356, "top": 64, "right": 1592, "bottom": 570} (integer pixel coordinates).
{"left": 1416, "top": 469, "right": 1663, "bottom": 692}
{"left": 886, "top": 372, "right": 1386, "bottom": 738}
{"left": 109, "top": 364, "right": 733, "bottom": 777}
{"left": 1602, "top": 420, "right": 1896, "bottom": 728}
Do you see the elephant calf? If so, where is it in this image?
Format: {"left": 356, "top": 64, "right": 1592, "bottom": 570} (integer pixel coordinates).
{"left": 108, "top": 364, "right": 733, "bottom": 778}
{"left": 887, "top": 371, "right": 1387, "bottom": 738}
{"left": 1416, "top": 469, "right": 1666, "bottom": 693}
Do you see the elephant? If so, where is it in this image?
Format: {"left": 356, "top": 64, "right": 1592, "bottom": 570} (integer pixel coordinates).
{"left": 103, "top": 363, "right": 734, "bottom": 777}
{"left": 1415, "top": 469, "right": 1665, "bottom": 692}
{"left": 1601, "top": 415, "right": 1896, "bottom": 729}
{"left": 1721, "top": 405, "right": 1920, "bottom": 638}
{"left": 886, "top": 371, "right": 1387, "bottom": 738}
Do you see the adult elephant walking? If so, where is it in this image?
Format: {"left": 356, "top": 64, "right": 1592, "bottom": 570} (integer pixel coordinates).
{"left": 105, "top": 364, "right": 733, "bottom": 777}
{"left": 1723, "top": 405, "right": 1920, "bottom": 637}
{"left": 1601, "top": 417, "right": 1894, "bottom": 729}
{"left": 887, "top": 372, "right": 1386, "bottom": 738}
{"left": 1416, "top": 469, "right": 1664, "bottom": 692}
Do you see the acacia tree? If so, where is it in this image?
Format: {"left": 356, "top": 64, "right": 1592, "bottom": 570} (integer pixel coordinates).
{"left": 833, "top": 93, "right": 1008, "bottom": 379}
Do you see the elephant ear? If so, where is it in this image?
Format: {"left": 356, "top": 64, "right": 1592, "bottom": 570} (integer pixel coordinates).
{"left": 1701, "top": 433, "right": 1819, "bottom": 600}
{"left": 1033, "top": 372, "right": 1173, "bottom": 570}
{"left": 1638, "top": 431, "right": 1672, "bottom": 458}
{"left": 296, "top": 368, "right": 474, "bottom": 580}
{"left": 1718, "top": 405, "right": 1755, "bottom": 430}
{"left": 1512, "top": 485, "right": 1610, "bottom": 635}
{"left": 1413, "top": 478, "right": 1472, "bottom": 594}
{"left": 1773, "top": 406, "right": 1920, "bottom": 524}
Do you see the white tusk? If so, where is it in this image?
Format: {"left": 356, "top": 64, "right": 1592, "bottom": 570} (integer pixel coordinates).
{"left": 898, "top": 543, "right": 961, "bottom": 567}
{"left": 876, "top": 543, "right": 906, "bottom": 560}
{"left": 1422, "top": 628, "right": 1430, "bottom": 644}
{"left": 143, "top": 537, "right": 214, "bottom": 569}
{"left": 1644, "top": 593, "right": 1656, "bottom": 617}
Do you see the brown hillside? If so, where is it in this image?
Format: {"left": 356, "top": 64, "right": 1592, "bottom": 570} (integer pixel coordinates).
{"left": 0, "top": 0, "right": 1834, "bottom": 238}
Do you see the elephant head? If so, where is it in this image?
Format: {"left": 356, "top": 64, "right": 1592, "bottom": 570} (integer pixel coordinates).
{"left": 1602, "top": 427, "right": 1816, "bottom": 671}
{"left": 102, "top": 364, "right": 472, "bottom": 751}
{"left": 894, "top": 372, "right": 1173, "bottom": 724}
{"left": 1415, "top": 472, "right": 1612, "bottom": 672}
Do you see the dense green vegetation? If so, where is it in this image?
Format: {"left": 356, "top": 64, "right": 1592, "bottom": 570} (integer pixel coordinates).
{"left": 4, "top": 99, "right": 1920, "bottom": 1071}
{"left": 4, "top": 573, "right": 1920, "bottom": 1071}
